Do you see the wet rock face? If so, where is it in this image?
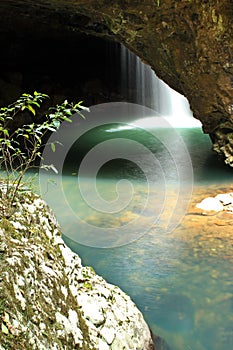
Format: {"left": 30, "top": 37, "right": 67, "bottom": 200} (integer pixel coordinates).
{"left": 0, "top": 0, "right": 233, "bottom": 164}
{"left": 0, "top": 192, "right": 154, "bottom": 349}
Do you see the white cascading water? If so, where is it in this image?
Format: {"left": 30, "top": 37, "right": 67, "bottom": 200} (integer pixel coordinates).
{"left": 121, "top": 45, "right": 201, "bottom": 127}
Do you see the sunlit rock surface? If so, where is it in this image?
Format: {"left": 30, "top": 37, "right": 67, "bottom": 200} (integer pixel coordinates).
{"left": 0, "top": 1, "right": 232, "bottom": 164}
{"left": 0, "top": 192, "right": 154, "bottom": 349}
{"left": 196, "top": 192, "right": 233, "bottom": 213}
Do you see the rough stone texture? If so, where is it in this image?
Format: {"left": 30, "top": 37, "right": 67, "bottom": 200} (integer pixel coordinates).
{"left": 0, "top": 192, "right": 154, "bottom": 349}
{"left": 0, "top": 1, "right": 232, "bottom": 164}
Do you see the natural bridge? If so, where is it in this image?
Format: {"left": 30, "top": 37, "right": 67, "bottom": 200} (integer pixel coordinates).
{"left": 0, "top": 0, "right": 232, "bottom": 164}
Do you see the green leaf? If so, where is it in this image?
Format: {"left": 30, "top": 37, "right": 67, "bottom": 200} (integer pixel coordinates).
{"left": 51, "top": 143, "right": 56, "bottom": 152}
{"left": 62, "top": 117, "right": 72, "bottom": 123}
{"left": 1, "top": 323, "right": 9, "bottom": 335}
{"left": 31, "top": 101, "right": 40, "bottom": 108}
{"left": 26, "top": 105, "right": 36, "bottom": 116}
{"left": 75, "top": 101, "right": 83, "bottom": 106}
{"left": 3, "top": 129, "right": 9, "bottom": 137}
{"left": 76, "top": 104, "right": 90, "bottom": 112}
{"left": 3, "top": 312, "right": 10, "bottom": 323}
{"left": 50, "top": 164, "right": 58, "bottom": 174}
{"left": 47, "top": 126, "right": 56, "bottom": 132}
{"left": 52, "top": 120, "right": 60, "bottom": 128}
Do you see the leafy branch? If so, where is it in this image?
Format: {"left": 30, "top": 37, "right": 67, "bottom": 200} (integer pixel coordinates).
{"left": 0, "top": 92, "right": 88, "bottom": 217}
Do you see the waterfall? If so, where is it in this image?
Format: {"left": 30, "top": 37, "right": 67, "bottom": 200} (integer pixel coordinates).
{"left": 121, "top": 45, "right": 160, "bottom": 112}
{"left": 120, "top": 45, "right": 201, "bottom": 127}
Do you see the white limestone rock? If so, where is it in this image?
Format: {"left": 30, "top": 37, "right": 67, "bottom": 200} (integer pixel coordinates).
{"left": 0, "top": 192, "right": 154, "bottom": 350}
{"left": 196, "top": 197, "right": 223, "bottom": 212}
{"left": 100, "top": 326, "right": 116, "bottom": 345}
{"left": 196, "top": 192, "right": 233, "bottom": 213}
{"left": 215, "top": 193, "right": 233, "bottom": 206}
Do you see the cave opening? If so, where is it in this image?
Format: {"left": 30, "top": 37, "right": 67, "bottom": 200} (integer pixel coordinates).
{"left": 0, "top": 31, "right": 203, "bottom": 130}
{"left": 1, "top": 29, "right": 231, "bottom": 189}
{"left": 0, "top": 33, "right": 123, "bottom": 107}
{"left": 0, "top": 13, "right": 233, "bottom": 350}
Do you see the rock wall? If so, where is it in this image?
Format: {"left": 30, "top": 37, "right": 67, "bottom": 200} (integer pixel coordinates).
{"left": 0, "top": 0, "right": 232, "bottom": 164}
{"left": 0, "top": 191, "right": 154, "bottom": 349}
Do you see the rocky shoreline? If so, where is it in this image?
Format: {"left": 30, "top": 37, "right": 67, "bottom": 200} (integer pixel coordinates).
{"left": 171, "top": 184, "right": 233, "bottom": 261}
{"left": 1, "top": 184, "right": 233, "bottom": 349}
{"left": 0, "top": 192, "right": 154, "bottom": 350}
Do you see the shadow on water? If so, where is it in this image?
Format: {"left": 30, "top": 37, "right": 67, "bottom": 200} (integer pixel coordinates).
{"left": 153, "top": 294, "right": 194, "bottom": 332}
{"left": 151, "top": 332, "right": 173, "bottom": 350}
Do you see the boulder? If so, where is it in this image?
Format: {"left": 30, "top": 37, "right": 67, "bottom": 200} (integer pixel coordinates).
{"left": 196, "top": 192, "right": 233, "bottom": 213}
{"left": 0, "top": 191, "right": 154, "bottom": 349}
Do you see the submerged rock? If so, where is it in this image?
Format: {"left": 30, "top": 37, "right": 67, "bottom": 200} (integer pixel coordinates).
{"left": 151, "top": 333, "right": 173, "bottom": 350}
{"left": 0, "top": 192, "right": 154, "bottom": 349}
{"left": 154, "top": 294, "right": 194, "bottom": 333}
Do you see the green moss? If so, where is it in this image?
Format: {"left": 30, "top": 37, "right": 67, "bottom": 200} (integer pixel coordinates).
{"left": 77, "top": 308, "right": 97, "bottom": 350}
{"left": 212, "top": 9, "right": 223, "bottom": 31}
{"left": 217, "top": 14, "right": 223, "bottom": 32}
{"left": 0, "top": 331, "right": 28, "bottom": 349}
{"left": 212, "top": 9, "right": 218, "bottom": 23}
{"left": 83, "top": 282, "right": 93, "bottom": 290}
{"left": 0, "top": 219, "right": 14, "bottom": 232}
{"left": 0, "top": 284, "right": 29, "bottom": 349}
{"left": 0, "top": 191, "right": 101, "bottom": 349}
{"left": 0, "top": 297, "right": 6, "bottom": 317}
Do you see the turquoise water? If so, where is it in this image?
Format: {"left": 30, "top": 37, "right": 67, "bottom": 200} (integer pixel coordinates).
{"left": 38, "top": 120, "right": 233, "bottom": 350}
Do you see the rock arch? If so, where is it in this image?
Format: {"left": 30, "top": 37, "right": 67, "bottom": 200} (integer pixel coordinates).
{"left": 0, "top": 0, "right": 232, "bottom": 164}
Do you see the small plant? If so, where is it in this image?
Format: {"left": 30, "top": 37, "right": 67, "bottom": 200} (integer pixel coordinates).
{"left": 0, "top": 92, "right": 88, "bottom": 217}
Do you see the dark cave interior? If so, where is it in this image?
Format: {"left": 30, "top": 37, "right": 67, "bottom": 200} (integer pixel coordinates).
{"left": 0, "top": 32, "right": 123, "bottom": 108}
